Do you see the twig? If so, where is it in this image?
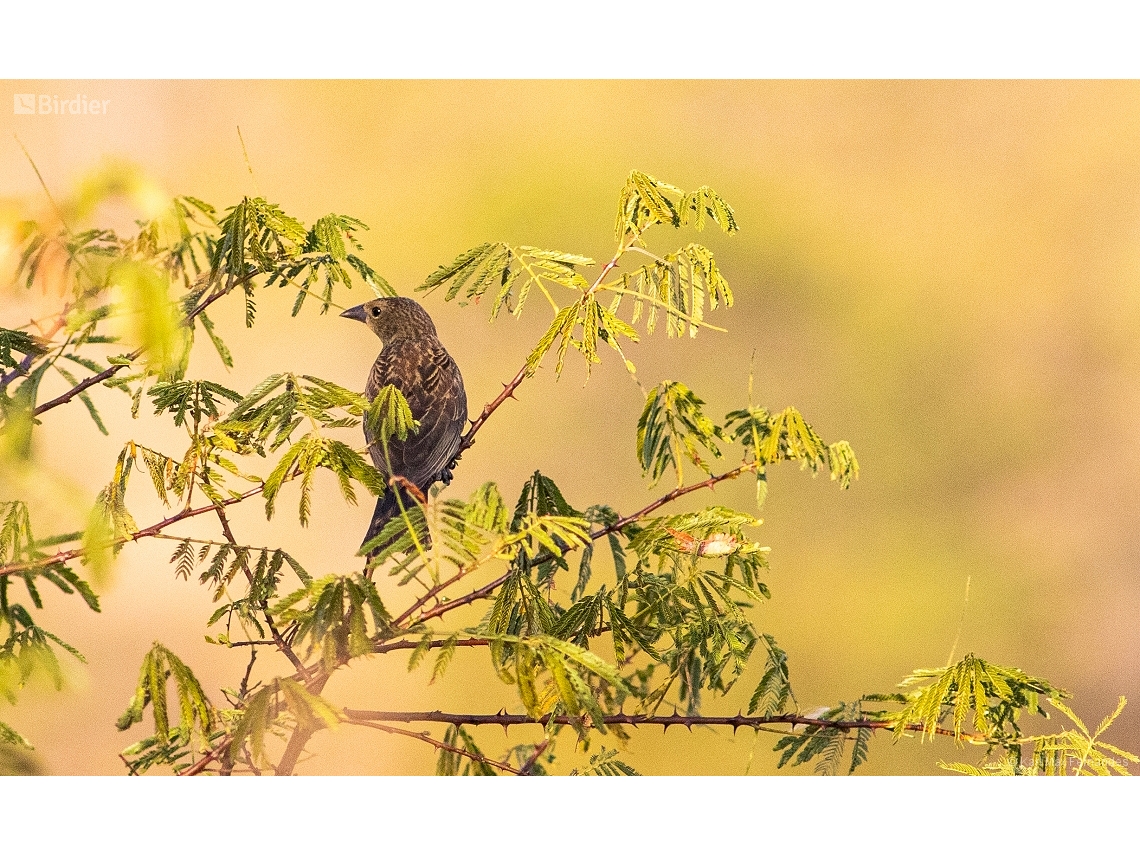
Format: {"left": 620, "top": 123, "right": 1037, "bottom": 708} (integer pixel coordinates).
{"left": 458, "top": 364, "right": 527, "bottom": 453}
{"left": 585, "top": 234, "right": 631, "bottom": 296}
{"left": 404, "top": 462, "right": 759, "bottom": 626}
{"left": 598, "top": 462, "right": 758, "bottom": 537}
{"left": 373, "top": 637, "right": 490, "bottom": 655}
{"left": 15, "top": 135, "right": 72, "bottom": 235}
{"left": 342, "top": 718, "right": 522, "bottom": 775}
{"left": 178, "top": 736, "right": 233, "bottom": 776}
{"left": 214, "top": 505, "right": 307, "bottom": 677}
{"left": 0, "top": 484, "right": 267, "bottom": 577}
{"left": 239, "top": 647, "right": 258, "bottom": 698}
{"left": 32, "top": 351, "right": 139, "bottom": 416}
{"left": 518, "top": 739, "right": 549, "bottom": 775}
{"left": 414, "top": 571, "right": 512, "bottom": 624}
{"left": 236, "top": 127, "right": 261, "bottom": 196}
{"left": 390, "top": 552, "right": 494, "bottom": 626}
{"left": 0, "top": 313, "right": 69, "bottom": 392}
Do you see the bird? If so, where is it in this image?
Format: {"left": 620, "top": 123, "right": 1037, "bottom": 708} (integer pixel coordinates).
{"left": 340, "top": 296, "right": 467, "bottom": 555}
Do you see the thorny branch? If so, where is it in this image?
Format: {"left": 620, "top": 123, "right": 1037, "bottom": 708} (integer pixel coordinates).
{"left": 32, "top": 351, "right": 141, "bottom": 417}
{"left": 0, "top": 484, "right": 270, "bottom": 577}
{"left": 457, "top": 364, "right": 526, "bottom": 454}
{"left": 342, "top": 708, "right": 972, "bottom": 742}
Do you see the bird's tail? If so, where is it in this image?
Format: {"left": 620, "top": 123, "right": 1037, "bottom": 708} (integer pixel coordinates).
{"left": 361, "top": 484, "right": 432, "bottom": 556}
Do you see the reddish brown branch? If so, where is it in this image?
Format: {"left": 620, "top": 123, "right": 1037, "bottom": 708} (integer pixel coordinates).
{"left": 414, "top": 571, "right": 513, "bottom": 624}
{"left": 599, "top": 462, "right": 757, "bottom": 537}
{"left": 458, "top": 364, "right": 527, "bottom": 453}
{"left": 177, "top": 736, "right": 234, "bottom": 776}
{"left": 28, "top": 273, "right": 246, "bottom": 419}
{"left": 0, "top": 484, "right": 266, "bottom": 577}
{"left": 373, "top": 637, "right": 490, "bottom": 655}
{"left": 32, "top": 353, "right": 138, "bottom": 416}
{"left": 342, "top": 708, "right": 967, "bottom": 740}
{"left": 400, "top": 462, "right": 759, "bottom": 627}
{"left": 518, "top": 739, "right": 549, "bottom": 775}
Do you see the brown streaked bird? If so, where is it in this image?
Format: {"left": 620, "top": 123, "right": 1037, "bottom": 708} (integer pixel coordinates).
{"left": 340, "top": 297, "right": 467, "bottom": 553}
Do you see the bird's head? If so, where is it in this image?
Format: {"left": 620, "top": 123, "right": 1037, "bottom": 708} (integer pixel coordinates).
{"left": 340, "top": 296, "right": 438, "bottom": 343}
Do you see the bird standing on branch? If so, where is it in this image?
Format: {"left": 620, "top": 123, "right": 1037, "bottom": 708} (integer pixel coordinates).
{"left": 340, "top": 297, "right": 467, "bottom": 553}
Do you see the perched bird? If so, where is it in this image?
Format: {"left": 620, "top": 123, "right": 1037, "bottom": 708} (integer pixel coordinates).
{"left": 340, "top": 297, "right": 467, "bottom": 553}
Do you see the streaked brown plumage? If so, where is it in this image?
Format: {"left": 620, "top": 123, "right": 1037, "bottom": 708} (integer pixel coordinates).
{"left": 340, "top": 297, "right": 467, "bottom": 552}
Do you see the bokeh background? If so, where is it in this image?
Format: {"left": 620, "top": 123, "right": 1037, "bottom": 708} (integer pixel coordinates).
{"left": 0, "top": 81, "right": 1137, "bottom": 774}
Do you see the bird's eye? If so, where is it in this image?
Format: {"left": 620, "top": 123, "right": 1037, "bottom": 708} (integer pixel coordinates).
{"left": 370, "top": 307, "right": 381, "bottom": 317}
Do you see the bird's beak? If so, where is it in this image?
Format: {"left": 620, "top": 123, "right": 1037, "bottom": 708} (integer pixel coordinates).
{"left": 340, "top": 304, "right": 368, "bottom": 323}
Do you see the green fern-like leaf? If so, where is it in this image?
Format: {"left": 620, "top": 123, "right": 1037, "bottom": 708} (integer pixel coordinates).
{"left": 637, "top": 382, "right": 724, "bottom": 487}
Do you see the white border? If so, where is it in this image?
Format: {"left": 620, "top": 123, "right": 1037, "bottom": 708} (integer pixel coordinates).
{"left": 1, "top": 1, "right": 1137, "bottom": 79}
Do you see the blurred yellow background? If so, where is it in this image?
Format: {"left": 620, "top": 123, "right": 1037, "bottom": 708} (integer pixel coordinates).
{"left": 1, "top": 81, "right": 1137, "bottom": 774}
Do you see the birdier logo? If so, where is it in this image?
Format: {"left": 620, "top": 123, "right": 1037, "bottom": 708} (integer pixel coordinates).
{"left": 13, "top": 93, "right": 110, "bottom": 115}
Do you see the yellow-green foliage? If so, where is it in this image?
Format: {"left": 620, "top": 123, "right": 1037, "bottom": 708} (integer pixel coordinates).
{"left": 888, "top": 654, "right": 1063, "bottom": 745}
{"left": 940, "top": 696, "right": 1138, "bottom": 776}
{"left": 3, "top": 164, "right": 1126, "bottom": 778}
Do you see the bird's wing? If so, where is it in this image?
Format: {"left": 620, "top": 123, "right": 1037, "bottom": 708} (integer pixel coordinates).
{"left": 364, "top": 342, "right": 467, "bottom": 489}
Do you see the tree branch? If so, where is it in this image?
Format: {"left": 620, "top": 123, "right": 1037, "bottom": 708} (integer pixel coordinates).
{"left": 518, "top": 738, "right": 549, "bottom": 775}
{"left": 458, "top": 363, "right": 527, "bottom": 453}
{"left": 373, "top": 637, "right": 490, "bottom": 655}
{"left": 598, "top": 461, "right": 758, "bottom": 537}
{"left": 401, "top": 461, "right": 760, "bottom": 626}
{"left": 32, "top": 350, "right": 139, "bottom": 416}
{"left": 0, "top": 484, "right": 267, "bottom": 577}
{"left": 342, "top": 708, "right": 969, "bottom": 740}
{"left": 27, "top": 271, "right": 248, "bottom": 419}
{"left": 177, "top": 736, "right": 233, "bottom": 777}
{"left": 413, "top": 570, "right": 512, "bottom": 624}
